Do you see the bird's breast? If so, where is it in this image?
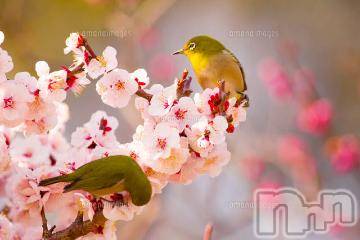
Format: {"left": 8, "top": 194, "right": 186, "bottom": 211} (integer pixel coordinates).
{"left": 188, "top": 53, "right": 210, "bottom": 73}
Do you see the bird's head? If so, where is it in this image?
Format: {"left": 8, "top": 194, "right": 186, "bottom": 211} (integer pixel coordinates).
{"left": 173, "top": 35, "right": 225, "bottom": 58}
{"left": 123, "top": 157, "right": 152, "bottom": 206}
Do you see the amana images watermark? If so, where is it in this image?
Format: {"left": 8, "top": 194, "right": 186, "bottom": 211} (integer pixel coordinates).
{"left": 228, "top": 29, "right": 279, "bottom": 39}
{"left": 254, "top": 188, "right": 358, "bottom": 238}
{"left": 80, "top": 29, "right": 133, "bottom": 39}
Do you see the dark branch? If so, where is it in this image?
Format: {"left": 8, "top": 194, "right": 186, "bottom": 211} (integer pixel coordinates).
{"left": 41, "top": 208, "right": 106, "bottom": 240}
{"left": 136, "top": 89, "right": 153, "bottom": 102}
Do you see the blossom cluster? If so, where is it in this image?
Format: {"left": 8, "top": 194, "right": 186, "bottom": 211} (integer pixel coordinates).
{"left": 0, "top": 32, "right": 247, "bottom": 239}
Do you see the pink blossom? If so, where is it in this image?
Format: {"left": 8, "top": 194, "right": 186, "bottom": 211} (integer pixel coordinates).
{"left": 169, "top": 156, "right": 202, "bottom": 185}
{"left": 85, "top": 111, "right": 118, "bottom": 139}
{"left": 166, "top": 96, "right": 199, "bottom": 131}
{"left": 36, "top": 61, "right": 67, "bottom": 102}
{"left": 13, "top": 72, "right": 38, "bottom": 93}
{"left": 15, "top": 224, "right": 42, "bottom": 240}
{"left": 147, "top": 84, "right": 176, "bottom": 116}
{"left": 134, "top": 97, "right": 152, "bottom": 120}
{"left": 96, "top": 69, "right": 138, "bottom": 108}
{"left": 71, "top": 126, "right": 118, "bottom": 152}
{"left": 102, "top": 192, "right": 143, "bottom": 222}
{"left": 143, "top": 122, "right": 180, "bottom": 160}
{"left": 44, "top": 192, "right": 78, "bottom": 230}
{"left": 326, "top": 135, "right": 359, "bottom": 173}
{"left": 7, "top": 175, "right": 51, "bottom": 218}
{"left": 197, "top": 143, "right": 231, "bottom": 177}
{"left": 0, "top": 214, "right": 18, "bottom": 240}
{"left": 64, "top": 32, "right": 82, "bottom": 54}
{"left": 0, "top": 132, "right": 10, "bottom": 175}
{"left": 186, "top": 117, "right": 214, "bottom": 157}
{"left": 226, "top": 97, "right": 247, "bottom": 127}
{"left": 257, "top": 57, "right": 293, "bottom": 100}
{"left": 87, "top": 46, "right": 118, "bottom": 79}
{"left": 71, "top": 111, "right": 119, "bottom": 154}
{"left": 10, "top": 135, "right": 51, "bottom": 169}
{"left": 5, "top": 164, "right": 63, "bottom": 224}
{"left": 143, "top": 167, "right": 169, "bottom": 193}
{"left": 62, "top": 148, "right": 91, "bottom": 173}
{"left": 0, "top": 32, "right": 12, "bottom": 83}
{"left": 297, "top": 98, "right": 333, "bottom": 135}
{"left": 121, "top": 141, "right": 149, "bottom": 167}
{"left": 194, "top": 88, "right": 220, "bottom": 116}
{"left": 0, "top": 48, "right": 13, "bottom": 74}
{"left": 130, "top": 68, "right": 149, "bottom": 89}
{"left": 23, "top": 98, "right": 58, "bottom": 135}
{"left": 63, "top": 69, "right": 91, "bottom": 95}
{"left": 0, "top": 82, "right": 34, "bottom": 126}
{"left": 74, "top": 193, "right": 95, "bottom": 221}
{"left": 186, "top": 116, "right": 228, "bottom": 158}
{"left": 147, "top": 137, "right": 189, "bottom": 175}
{"left": 209, "top": 116, "right": 228, "bottom": 144}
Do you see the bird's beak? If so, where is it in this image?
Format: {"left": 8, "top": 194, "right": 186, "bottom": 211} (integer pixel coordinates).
{"left": 172, "top": 48, "right": 184, "bottom": 55}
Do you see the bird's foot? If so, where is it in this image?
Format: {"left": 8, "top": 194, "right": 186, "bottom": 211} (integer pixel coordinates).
{"left": 236, "top": 93, "right": 249, "bottom": 108}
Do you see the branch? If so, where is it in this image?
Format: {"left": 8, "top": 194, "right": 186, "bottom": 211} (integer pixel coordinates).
{"left": 136, "top": 88, "right": 153, "bottom": 102}
{"left": 41, "top": 209, "right": 106, "bottom": 240}
{"left": 41, "top": 207, "right": 55, "bottom": 239}
{"left": 82, "top": 38, "right": 97, "bottom": 59}
{"left": 0, "top": 205, "right": 10, "bottom": 216}
{"left": 135, "top": 69, "right": 192, "bottom": 102}
{"left": 176, "top": 69, "right": 192, "bottom": 98}
{"left": 41, "top": 200, "right": 107, "bottom": 240}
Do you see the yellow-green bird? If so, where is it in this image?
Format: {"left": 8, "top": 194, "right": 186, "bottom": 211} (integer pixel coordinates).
{"left": 173, "top": 35, "right": 248, "bottom": 104}
{"left": 39, "top": 155, "right": 152, "bottom": 206}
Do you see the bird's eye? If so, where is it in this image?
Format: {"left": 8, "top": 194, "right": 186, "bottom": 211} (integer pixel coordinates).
{"left": 189, "top": 42, "right": 196, "bottom": 51}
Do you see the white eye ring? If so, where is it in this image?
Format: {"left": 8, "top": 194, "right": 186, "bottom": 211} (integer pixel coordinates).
{"left": 189, "top": 42, "right": 196, "bottom": 51}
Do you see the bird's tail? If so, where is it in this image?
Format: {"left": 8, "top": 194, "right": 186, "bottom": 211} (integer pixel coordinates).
{"left": 38, "top": 175, "right": 70, "bottom": 186}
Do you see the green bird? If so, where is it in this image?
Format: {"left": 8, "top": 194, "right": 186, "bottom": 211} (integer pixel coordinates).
{"left": 39, "top": 155, "right": 152, "bottom": 206}
{"left": 173, "top": 35, "right": 248, "bottom": 104}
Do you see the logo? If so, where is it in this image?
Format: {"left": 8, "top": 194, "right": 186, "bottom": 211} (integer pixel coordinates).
{"left": 254, "top": 188, "right": 358, "bottom": 238}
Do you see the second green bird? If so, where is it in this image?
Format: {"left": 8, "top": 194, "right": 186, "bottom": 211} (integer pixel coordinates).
{"left": 39, "top": 155, "right": 152, "bottom": 206}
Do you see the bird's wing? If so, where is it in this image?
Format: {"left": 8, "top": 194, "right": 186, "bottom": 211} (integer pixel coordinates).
{"left": 224, "top": 49, "right": 247, "bottom": 91}
{"left": 64, "top": 164, "right": 125, "bottom": 193}
{"left": 64, "top": 173, "right": 122, "bottom": 193}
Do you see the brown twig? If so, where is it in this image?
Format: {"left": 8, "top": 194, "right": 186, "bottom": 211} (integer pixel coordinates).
{"left": 176, "top": 69, "right": 193, "bottom": 99}
{"left": 41, "top": 207, "right": 55, "bottom": 239}
{"left": 41, "top": 208, "right": 106, "bottom": 240}
{"left": 82, "top": 38, "right": 97, "bottom": 59}
{"left": 136, "top": 88, "right": 153, "bottom": 102}
{"left": 0, "top": 205, "right": 10, "bottom": 216}
{"left": 135, "top": 69, "right": 193, "bottom": 102}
